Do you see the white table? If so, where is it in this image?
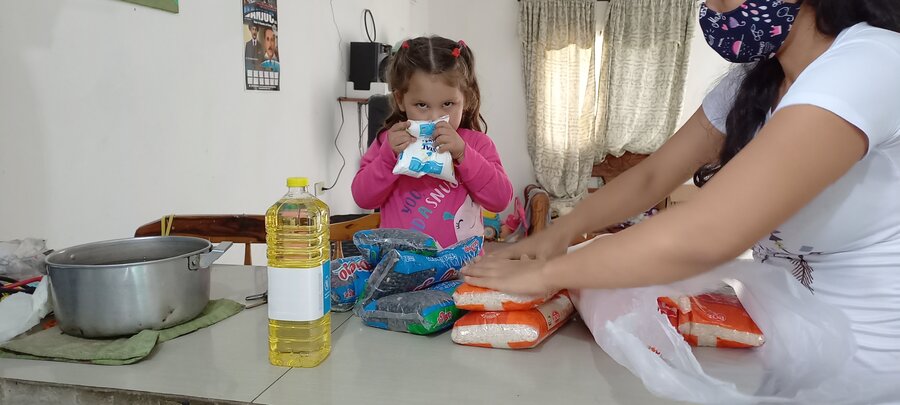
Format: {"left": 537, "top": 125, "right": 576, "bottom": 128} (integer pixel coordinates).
{"left": 257, "top": 316, "right": 684, "bottom": 405}
{"left": 0, "top": 265, "right": 685, "bottom": 404}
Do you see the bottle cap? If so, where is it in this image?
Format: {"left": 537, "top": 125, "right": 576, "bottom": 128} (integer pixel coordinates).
{"left": 286, "top": 177, "right": 309, "bottom": 187}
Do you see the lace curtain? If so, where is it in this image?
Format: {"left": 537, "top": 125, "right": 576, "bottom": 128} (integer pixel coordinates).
{"left": 520, "top": 0, "right": 697, "bottom": 210}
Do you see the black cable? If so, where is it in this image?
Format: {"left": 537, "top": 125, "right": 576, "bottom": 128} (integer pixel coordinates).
{"left": 330, "top": 0, "right": 345, "bottom": 75}
{"left": 324, "top": 100, "right": 347, "bottom": 191}
{"left": 364, "top": 9, "right": 376, "bottom": 43}
{"left": 360, "top": 104, "right": 369, "bottom": 156}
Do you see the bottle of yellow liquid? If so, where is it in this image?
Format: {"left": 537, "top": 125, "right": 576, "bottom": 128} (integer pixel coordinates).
{"left": 266, "top": 177, "right": 331, "bottom": 367}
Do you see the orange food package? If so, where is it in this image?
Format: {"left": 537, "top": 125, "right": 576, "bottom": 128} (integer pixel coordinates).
{"left": 658, "top": 286, "right": 765, "bottom": 348}
{"left": 451, "top": 292, "right": 574, "bottom": 349}
{"left": 452, "top": 283, "right": 555, "bottom": 311}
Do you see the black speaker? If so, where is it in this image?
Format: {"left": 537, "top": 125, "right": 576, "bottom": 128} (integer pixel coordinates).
{"left": 349, "top": 42, "right": 391, "bottom": 90}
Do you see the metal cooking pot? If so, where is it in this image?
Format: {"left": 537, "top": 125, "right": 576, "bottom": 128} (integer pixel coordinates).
{"left": 45, "top": 236, "right": 232, "bottom": 338}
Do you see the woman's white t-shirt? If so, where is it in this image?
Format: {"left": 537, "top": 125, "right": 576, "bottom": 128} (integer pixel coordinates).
{"left": 702, "top": 23, "right": 900, "bottom": 372}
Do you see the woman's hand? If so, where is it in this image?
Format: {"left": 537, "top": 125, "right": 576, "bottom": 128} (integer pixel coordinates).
{"left": 388, "top": 121, "right": 415, "bottom": 155}
{"left": 433, "top": 121, "right": 466, "bottom": 162}
{"left": 462, "top": 256, "right": 556, "bottom": 296}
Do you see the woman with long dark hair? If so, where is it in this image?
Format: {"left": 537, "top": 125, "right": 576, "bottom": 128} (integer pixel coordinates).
{"left": 466, "top": 0, "right": 900, "bottom": 382}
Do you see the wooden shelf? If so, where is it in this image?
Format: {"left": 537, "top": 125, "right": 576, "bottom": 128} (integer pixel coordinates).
{"left": 338, "top": 97, "right": 369, "bottom": 104}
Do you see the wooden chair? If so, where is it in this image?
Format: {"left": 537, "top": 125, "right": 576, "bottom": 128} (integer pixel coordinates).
{"left": 134, "top": 213, "right": 381, "bottom": 265}
{"left": 522, "top": 154, "right": 652, "bottom": 237}
{"left": 591, "top": 152, "right": 650, "bottom": 189}
{"left": 524, "top": 184, "right": 551, "bottom": 235}
{"left": 593, "top": 152, "right": 679, "bottom": 211}
{"left": 328, "top": 213, "right": 381, "bottom": 259}
{"left": 135, "top": 215, "right": 265, "bottom": 265}
{"left": 522, "top": 152, "right": 667, "bottom": 246}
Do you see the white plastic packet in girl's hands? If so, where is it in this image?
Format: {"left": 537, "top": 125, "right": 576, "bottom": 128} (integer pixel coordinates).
{"left": 393, "top": 115, "right": 458, "bottom": 185}
{"left": 567, "top": 238, "right": 865, "bottom": 404}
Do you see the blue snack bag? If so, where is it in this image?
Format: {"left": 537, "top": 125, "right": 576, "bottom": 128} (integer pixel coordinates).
{"left": 352, "top": 229, "right": 440, "bottom": 264}
{"left": 330, "top": 256, "right": 372, "bottom": 312}
{"left": 358, "top": 280, "right": 465, "bottom": 335}
{"left": 356, "top": 236, "right": 483, "bottom": 305}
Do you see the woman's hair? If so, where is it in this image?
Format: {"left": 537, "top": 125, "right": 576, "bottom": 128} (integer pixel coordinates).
{"left": 694, "top": 0, "right": 900, "bottom": 187}
{"left": 382, "top": 36, "right": 487, "bottom": 133}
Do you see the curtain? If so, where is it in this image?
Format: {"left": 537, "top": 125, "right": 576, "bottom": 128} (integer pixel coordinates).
{"left": 595, "top": 0, "right": 697, "bottom": 161}
{"left": 520, "top": 0, "right": 598, "bottom": 210}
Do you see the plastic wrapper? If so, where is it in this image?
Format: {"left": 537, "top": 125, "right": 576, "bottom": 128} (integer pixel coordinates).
{"left": 0, "top": 239, "right": 48, "bottom": 279}
{"left": 453, "top": 283, "right": 555, "bottom": 311}
{"left": 0, "top": 278, "right": 51, "bottom": 344}
{"left": 329, "top": 256, "right": 371, "bottom": 312}
{"left": 352, "top": 229, "right": 440, "bottom": 265}
{"left": 451, "top": 291, "right": 574, "bottom": 349}
{"left": 392, "top": 115, "right": 457, "bottom": 185}
{"left": 657, "top": 285, "right": 764, "bottom": 348}
{"left": 354, "top": 268, "right": 373, "bottom": 302}
{"left": 571, "top": 232, "right": 859, "bottom": 404}
{"left": 356, "top": 236, "right": 482, "bottom": 305}
{"left": 357, "top": 280, "right": 464, "bottom": 335}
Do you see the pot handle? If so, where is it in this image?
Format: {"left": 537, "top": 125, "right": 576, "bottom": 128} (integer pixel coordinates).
{"left": 197, "top": 241, "right": 234, "bottom": 269}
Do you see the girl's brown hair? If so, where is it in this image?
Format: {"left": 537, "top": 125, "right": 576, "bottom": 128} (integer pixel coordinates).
{"left": 382, "top": 36, "right": 487, "bottom": 133}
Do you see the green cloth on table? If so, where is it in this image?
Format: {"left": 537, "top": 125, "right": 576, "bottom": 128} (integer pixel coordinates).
{"left": 0, "top": 299, "right": 243, "bottom": 365}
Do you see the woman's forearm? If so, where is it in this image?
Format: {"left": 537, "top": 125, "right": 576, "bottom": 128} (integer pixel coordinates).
{"left": 543, "top": 213, "right": 721, "bottom": 291}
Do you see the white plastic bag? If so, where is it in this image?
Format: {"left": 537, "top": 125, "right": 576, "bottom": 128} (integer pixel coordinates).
{"left": 393, "top": 115, "right": 457, "bottom": 185}
{"left": 0, "top": 277, "right": 51, "bottom": 344}
{"left": 0, "top": 238, "right": 48, "bottom": 279}
{"left": 569, "top": 241, "right": 862, "bottom": 404}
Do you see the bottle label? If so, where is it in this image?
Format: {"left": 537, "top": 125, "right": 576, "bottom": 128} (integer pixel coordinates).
{"left": 267, "top": 262, "right": 331, "bottom": 322}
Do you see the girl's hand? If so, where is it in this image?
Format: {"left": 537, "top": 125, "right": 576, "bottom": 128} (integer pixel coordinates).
{"left": 433, "top": 121, "right": 466, "bottom": 162}
{"left": 388, "top": 121, "right": 415, "bottom": 155}
{"left": 462, "top": 256, "right": 556, "bottom": 296}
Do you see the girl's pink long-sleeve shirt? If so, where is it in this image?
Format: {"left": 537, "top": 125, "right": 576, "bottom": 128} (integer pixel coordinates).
{"left": 351, "top": 128, "right": 513, "bottom": 249}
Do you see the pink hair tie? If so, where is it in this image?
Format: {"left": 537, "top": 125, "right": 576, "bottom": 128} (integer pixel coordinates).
{"left": 401, "top": 41, "right": 410, "bottom": 49}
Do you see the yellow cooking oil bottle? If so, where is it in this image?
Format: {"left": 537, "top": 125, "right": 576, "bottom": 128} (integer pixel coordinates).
{"left": 265, "top": 177, "right": 331, "bottom": 367}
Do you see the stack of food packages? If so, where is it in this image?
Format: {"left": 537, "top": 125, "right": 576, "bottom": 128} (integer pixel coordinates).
{"left": 657, "top": 285, "right": 765, "bottom": 348}
{"left": 330, "top": 229, "right": 481, "bottom": 335}
{"left": 331, "top": 230, "right": 762, "bottom": 351}
{"left": 450, "top": 283, "right": 575, "bottom": 349}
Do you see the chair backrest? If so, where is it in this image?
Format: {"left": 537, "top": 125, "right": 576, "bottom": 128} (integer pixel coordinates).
{"left": 591, "top": 152, "right": 666, "bottom": 211}
{"left": 135, "top": 215, "right": 265, "bottom": 265}
{"left": 330, "top": 213, "right": 381, "bottom": 259}
{"left": 591, "top": 152, "right": 650, "bottom": 187}
{"left": 523, "top": 185, "right": 551, "bottom": 235}
{"left": 134, "top": 213, "right": 381, "bottom": 265}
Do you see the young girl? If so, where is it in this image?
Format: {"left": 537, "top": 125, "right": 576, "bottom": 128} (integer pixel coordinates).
{"left": 351, "top": 36, "right": 513, "bottom": 249}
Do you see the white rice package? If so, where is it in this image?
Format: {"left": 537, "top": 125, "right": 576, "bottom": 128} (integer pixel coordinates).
{"left": 453, "top": 282, "right": 556, "bottom": 311}
{"left": 392, "top": 115, "right": 457, "bottom": 185}
{"left": 451, "top": 292, "right": 574, "bottom": 349}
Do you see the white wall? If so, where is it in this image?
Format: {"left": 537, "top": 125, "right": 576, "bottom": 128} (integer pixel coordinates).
{"left": 0, "top": 0, "right": 418, "bottom": 264}
{"left": 678, "top": 16, "right": 733, "bottom": 127}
